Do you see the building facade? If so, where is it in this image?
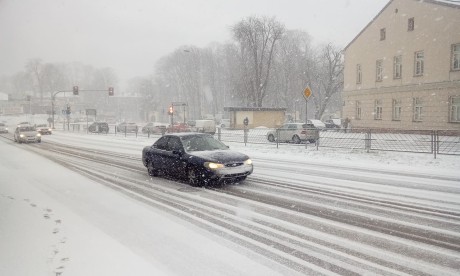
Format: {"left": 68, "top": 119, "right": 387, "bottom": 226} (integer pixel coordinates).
{"left": 342, "top": 0, "right": 460, "bottom": 130}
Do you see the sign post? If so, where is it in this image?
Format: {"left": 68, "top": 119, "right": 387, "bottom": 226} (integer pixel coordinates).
{"left": 302, "top": 86, "right": 312, "bottom": 149}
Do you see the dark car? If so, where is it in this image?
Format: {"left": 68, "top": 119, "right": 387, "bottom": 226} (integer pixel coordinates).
{"left": 36, "top": 124, "right": 52, "bottom": 135}
{"left": 88, "top": 122, "right": 109, "bottom": 133}
{"left": 142, "top": 133, "right": 253, "bottom": 187}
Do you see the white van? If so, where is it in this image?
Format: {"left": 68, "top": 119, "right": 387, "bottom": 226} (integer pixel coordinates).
{"left": 189, "top": 120, "right": 216, "bottom": 135}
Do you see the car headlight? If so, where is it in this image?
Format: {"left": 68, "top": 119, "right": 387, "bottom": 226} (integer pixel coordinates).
{"left": 48, "top": 128, "right": 52, "bottom": 131}
{"left": 20, "top": 134, "right": 25, "bottom": 138}
{"left": 36, "top": 133, "right": 41, "bottom": 137}
{"left": 204, "top": 162, "right": 225, "bottom": 170}
{"left": 244, "top": 159, "right": 253, "bottom": 165}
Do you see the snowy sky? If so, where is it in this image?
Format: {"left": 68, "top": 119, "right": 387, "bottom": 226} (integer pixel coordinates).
{"left": 0, "top": 0, "right": 389, "bottom": 85}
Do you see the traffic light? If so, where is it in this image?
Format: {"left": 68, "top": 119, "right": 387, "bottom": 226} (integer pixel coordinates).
{"left": 73, "top": 86, "right": 79, "bottom": 95}
{"left": 108, "top": 87, "right": 114, "bottom": 96}
{"left": 66, "top": 105, "right": 71, "bottom": 115}
{"left": 168, "top": 106, "right": 173, "bottom": 115}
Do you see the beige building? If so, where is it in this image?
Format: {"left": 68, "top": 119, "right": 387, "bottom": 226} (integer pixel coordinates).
{"left": 342, "top": 0, "right": 460, "bottom": 131}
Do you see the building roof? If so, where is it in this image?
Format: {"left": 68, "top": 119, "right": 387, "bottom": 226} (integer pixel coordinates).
{"left": 344, "top": 0, "right": 460, "bottom": 51}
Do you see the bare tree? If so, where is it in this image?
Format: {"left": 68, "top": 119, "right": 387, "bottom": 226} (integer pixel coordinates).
{"left": 26, "top": 58, "right": 45, "bottom": 101}
{"left": 310, "top": 43, "right": 344, "bottom": 120}
{"left": 232, "top": 16, "right": 285, "bottom": 107}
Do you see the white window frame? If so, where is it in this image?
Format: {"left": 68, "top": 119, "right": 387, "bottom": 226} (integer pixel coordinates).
{"left": 450, "top": 96, "right": 460, "bottom": 122}
{"left": 393, "top": 56, "right": 402, "bottom": 79}
{"left": 413, "top": 97, "right": 423, "bottom": 122}
{"left": 414, "top": 51, "right": 424, "bottom": 76}
{"left": 355, "top": 101, "right": 361, "bottom": 120}
{"left": 356, "top": 64, "right": 362, "bottom": 84}
{"left": 374, "top": 99, "right": 383, "bottom": 120}
{"left": 376, "top": 59, "right": 383, "bottom": 82}
{"left": 452, "top": 43, "right": 460, "bottom": 71}
{"left": 392, "top": 99, "right": 401, "bottom": 121}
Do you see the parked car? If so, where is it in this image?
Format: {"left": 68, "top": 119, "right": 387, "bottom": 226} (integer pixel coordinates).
{"left": 266, "top": 123, "right": 319, "bottom": 144}
{"left": 141, "top": 122, "right": 168, "bottom": 134}
{"left": 219, "top": 119, "right": 230, "bottom": 129}
{"left": 188, "top": 119, "right": 216, "bottom": 135}
{"left": 307, "top": 119, "right": 326, "bottom": 130}
{"left": 323, "top": 119, "right": 341, "bottom": 129}
{"left": 166, "top": 123, "right": 191, "bottom": 133}
{"left": 88, "top": 122, "right": 109, "bottom": 134}
{"left": 117, "top": 122, "right": 138, "bottom": 133}
{"left": 36, "top": 124, "right": 52, "bottom": 135}
{"left": 14, "top": 125, "right": 41, "bottom": 143}
{"left": 142, "top": 133, "right": 253, "bottom": 187}
{"left": 0, "top": 123, "right": 8, "bottom": 133}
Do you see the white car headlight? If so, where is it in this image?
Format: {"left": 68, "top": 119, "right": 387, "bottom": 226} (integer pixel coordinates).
{"left": 204, "top": 162, "right": 224, "bottom": 170}
{"left": 20, "top": 134, "right": 25, "bottom": 138}
{"left": 244, "top": 159, "right": 253, "bottom": 165}
{"left": 36, "top": 133, "right": 41, "bottom": 137}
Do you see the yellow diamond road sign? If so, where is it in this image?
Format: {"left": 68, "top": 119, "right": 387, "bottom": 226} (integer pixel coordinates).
{"left": 303, "top": 86, "right": 312, "bottom": 99}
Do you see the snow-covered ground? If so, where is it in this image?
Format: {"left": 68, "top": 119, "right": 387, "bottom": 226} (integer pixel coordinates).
{"left": 0, "top": 115, "right": 459, "bottom": 275}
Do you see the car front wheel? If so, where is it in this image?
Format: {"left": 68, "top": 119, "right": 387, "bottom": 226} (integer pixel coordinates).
{"left": 147, "top": 161, "right": 159, "bottom": 177}
{"left": 267, "top": 134, "right": 275, "bottom": 142}
{"left": 188, "top": 167, "right": 203, "bottom": 187}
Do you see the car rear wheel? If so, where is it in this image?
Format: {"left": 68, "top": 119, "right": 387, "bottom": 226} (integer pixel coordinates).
{"left": 267, "top": 134, "right": 275, "bottom": 142}
{"left": 308, "top": 139, "right": 316, "bottom": 144}
{"left": 147, "top": 161, "right": 159, "bottom": 177}
{"left": 292, "top": 135, "right": 301, "bottom": 144}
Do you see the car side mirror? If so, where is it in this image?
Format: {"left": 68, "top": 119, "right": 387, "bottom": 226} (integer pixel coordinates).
{"left": 172, "top": 150, "right": 184, "bottom": 155}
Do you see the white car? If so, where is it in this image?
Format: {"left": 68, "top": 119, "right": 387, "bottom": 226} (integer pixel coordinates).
{"left": 14, "top": 125, "right": 41, "bottom": 143}
{"left": 307, "top": 119, "right": 326, "bottom": 130}
{"left": 266, "top": 123, "right": 319, "bottom": 144}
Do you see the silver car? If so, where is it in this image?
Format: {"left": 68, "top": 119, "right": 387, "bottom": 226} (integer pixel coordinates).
{"left": 266, "top": 123, "right": 319, "bottom": 144}
{"left": 14, "top": 126, "right": 41, "bottom": 143}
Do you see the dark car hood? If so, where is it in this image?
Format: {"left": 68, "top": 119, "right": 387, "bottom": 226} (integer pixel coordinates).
{"left": 189, "top": 150, "right": 249, "bottom": 163}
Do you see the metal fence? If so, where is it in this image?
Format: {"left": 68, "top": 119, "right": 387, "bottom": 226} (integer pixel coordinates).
{"left": 66, "top": 123, "right": 460, "bottom": 158}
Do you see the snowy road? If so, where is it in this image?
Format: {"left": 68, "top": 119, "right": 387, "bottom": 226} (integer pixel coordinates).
{"left": 1, "top": 131, "right": 460, "bottom": 275}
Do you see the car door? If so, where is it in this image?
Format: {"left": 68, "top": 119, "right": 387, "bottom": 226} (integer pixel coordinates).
{"left": 278, "top": 124, "right": 290, "bottom": 141}
{"left": 163, "top": 136, "right": 187, "bottom": 175}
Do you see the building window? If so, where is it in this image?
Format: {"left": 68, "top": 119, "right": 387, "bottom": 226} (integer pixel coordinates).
{"left": 452, "top": 43, "right": 460, "bottom": 71}
{"left": 355, "top": 101, "right": 362, "bottom": 120}
{"left": 413, "top": 97, "right": 423, "bottom": 121}
{"left": 374, "top": 99, "right": 383, "bottom": 120}
{"left": 408, "top": 17, "right": 414, "bottom": 31}
{"left": 393, "top": 56, "right": 402, "bottom": 79}
{"left": 376, "top": 59, "right": 383, "bottom": 82}
{"left": 356, "top": 64, "right": 362, "bottom": 84}
{"left": 414, "top": 51, "right": 424, "bottom": 76}
{"left": 380, "top": 28, "right": 386, "bottom": 41}
{"left": 392, "top": 99, "right": 401, "bottom": 121}
{"left": 450, "top": 96, "right": 460, "bottom": 122}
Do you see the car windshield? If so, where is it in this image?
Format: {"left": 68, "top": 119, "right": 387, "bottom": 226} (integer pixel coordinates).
{"left": 19, "top": 126, "right": 35, "bottom": 131}
{"left": 182, "top": 135, "right": 228, "bottom": 152}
